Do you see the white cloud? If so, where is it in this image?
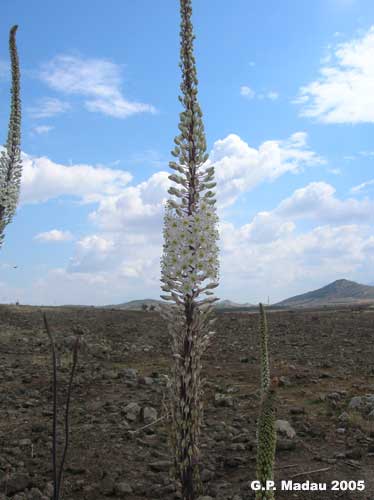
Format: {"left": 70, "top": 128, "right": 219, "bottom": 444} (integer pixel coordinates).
{"left": 241, "top": 86, "right": 279, "bottom": 101}
{"left": 275, "top": 181, "right": 374, "bottom": 224}
{"left": 34, "top": 229, "right": 73, "bottom": 242}
{"left": 14, "top": 132, "right": 374, "bottom": 305}
{"left": 39, "top": 55, "right": 156, "bottom": 118}
{"left": 28, "top": 97, "right": 71, "bottom": 119}
{"left": 359, "top": 150, "right": 374, "bottom": 157}
{"left": 297, "top": 26, "right": 374, "bottom": 123}
{"left": 351, "top": 179, "right": 374, "bottom": 193}
{"left": 20, "top": 152, "right": 133, "bottom": 204}
{"left": 219, "top": 221, "right": 372, "bottom": 302}
{"left": 32, "top": 125, "right": 54, "bottom": 135}
{"left": 240, "top": 85, "right": 255, "bottom": 98}
{"left": 209, "top": 131, "right": 324, "bottom": 207}
{"left": 89, "top": 171, "right": 170, "bottom": 232}
{"left": 19, "top": 131, "right": 320, "bottom": 211}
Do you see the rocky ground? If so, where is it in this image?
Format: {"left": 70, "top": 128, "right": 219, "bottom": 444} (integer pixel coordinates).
{"left": 0, "top": 304, "right": 373, "bottom": 500}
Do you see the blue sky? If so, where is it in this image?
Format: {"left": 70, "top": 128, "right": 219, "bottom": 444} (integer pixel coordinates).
{"left": 2, "top": 0, "right": 374, "bottom": 305}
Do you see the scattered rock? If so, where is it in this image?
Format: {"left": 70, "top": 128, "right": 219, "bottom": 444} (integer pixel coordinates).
{"left": 28, "top": 488, "right": 43, "bottom": 500}
{"left": 214, "top": 393, "right": 234, "bottom": 407}
{"left": 124, "top": 402, "right": 141, "bottom": 422}
{"left": 346, "top": 447, "right": 363, "bottom": 460}
{"left": 338, "top": 411, "right": 350, "bottom": 422}
{"left": 99, "top": 476, "right": 115, "bottom": 496}
{"left": 121, "top": 368, "right": 138, "bottom": 380}
{"left": 142, "top": 406, "right": 158, "bottom": 424}
{"left": 114, "top": 481, "right": 133, "bottom": 495}
{"left": 279, "top": 376, "right": 291, "bottom": 387}
{"left": 149, "top": 460, "right": 172, "bottom": 472}
{"left": 276, "top": 420, "right": 296, "bottom": 439}
{"left": 277, "top": 438, "right": 296, "bottom": 451}
{"left": 0, "top": 473, "right": 31, "bottom": 495}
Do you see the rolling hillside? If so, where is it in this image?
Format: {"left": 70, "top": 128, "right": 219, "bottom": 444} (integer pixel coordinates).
{"left": 276, "top": 279, "right": 374, "bottom": 308}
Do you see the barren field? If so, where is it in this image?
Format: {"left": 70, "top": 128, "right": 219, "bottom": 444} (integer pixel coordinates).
{"left": 0, "top": 304, "right": 373, "bottom": 500}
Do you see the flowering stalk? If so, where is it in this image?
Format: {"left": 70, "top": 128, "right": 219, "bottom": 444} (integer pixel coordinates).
{"left": 256, "top": 303, "right": 277, "bottom": 500}
{"left": 0, "top": 25, "right": 22, "bottom": 248}
{"left": 160, "top": 1, "right": 219, "bottom": 498}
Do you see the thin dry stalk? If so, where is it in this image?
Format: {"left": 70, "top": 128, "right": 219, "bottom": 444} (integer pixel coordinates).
{"left": 43, "top": 312, "right": 80, "bottom": 500}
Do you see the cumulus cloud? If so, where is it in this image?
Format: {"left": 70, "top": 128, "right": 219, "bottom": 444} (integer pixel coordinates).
{"left": 209, "top": 132, "right": 324, "bottom": 207}
{"left": 19, "top": 131, "right": 320, "bottom": 211}
{"left": 275, "top": 181, "right": 374, "bottom": 223}
{"left": 34, "top": 229, "right": 73, "bottom": 242}
{"left": 297, "top": 26, "right": 374, "bottom": 123}
{"left": 219, "top": 221, "right": 373, "bottom": 302}
{"left": 11, "top": 131, "right": 374, "bottom": 305}
{"left": 28, "top": 97, "right": 71, "bottom": 119}
{"left": 20, "top": 152, "right": 133, "bottom": 204}
{"left": 39, "top": 55, "right": 156, "bottom": 118}
{"left": 89, "top": 171, "right": 170, "bottom": 232}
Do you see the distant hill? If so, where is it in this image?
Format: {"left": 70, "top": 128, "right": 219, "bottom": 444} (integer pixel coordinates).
{"left": 215, "top": 299, "right": 254, "bottom": 309}
{"left": 276, "top": 279, "right": 374, "bottom": 308}
{"left": 104, "top": 298, "right": 254, "bottom": 311}
{"left": 103, "top": 299, "right": 163, "bottom": 311}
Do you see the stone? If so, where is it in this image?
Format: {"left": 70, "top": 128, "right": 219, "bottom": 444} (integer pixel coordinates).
{"left": 18, "top": 438, "right": 32, "bottom": 446}
{"left": 346, "top": 447, "right": 363, "bottom": 460}
{"left": 114, "top": 481, "right": 133, "bottom": 495}
{"left": 327, "top": 392, "right": 341, "bottom": 401}
{"left": 99, "top": 476, "right": 115, "bottom": 495}
{"left": 276, "top": 419, "right": 296, "bottom": 439}
{"left": 121, "top": 368, "right": 138, "bottom": 379}
{"left": 142, "top": 406, "right": 158, "bottom": 424}
{"left": 28, "top": 488, "right": 43, "bottom": 500}
{"left": 201, "top": 468, "right": 215, "bottom": 482}
{"left": 214, "top": 393, "right": 234, "bottom": 407}
{"left": 348, "top": 396, "right": 365, "bottom": 410}
{"left": 138, "top": 376, "right": 153, "bottom": 385}
{"left": 338, "top": 411, "right": 350, "bottom": 422}
{"left": 149, "top": 460, "right": 172, "bottom": 472}
{"left": 279, "top": 376, "right": 291, "bottom": 386}
{"left": 124, "top": 402, "right": 141, "bottom": 422}
{"left": 290, "top": 407, "right": 305, "bottom": 415}
{"left": 277, "top": 438, "right": 296, "bottom": 451}
{"left": 1, "top": 473, "right": 31, "bottom": 495}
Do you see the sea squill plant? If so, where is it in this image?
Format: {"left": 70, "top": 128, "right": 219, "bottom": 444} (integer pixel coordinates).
{"left": 255, "top": 303, "right": 277, "bottom": 500}
{"left": 0, "top": 25, "right": 22, "bottom": 248}
{"left": 160, "top": 0, "right": 220, "bottom": 498}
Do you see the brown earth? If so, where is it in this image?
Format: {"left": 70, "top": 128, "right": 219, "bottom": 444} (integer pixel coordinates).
{"left": 0, "top": 304, "right": 373, "bottom": 500}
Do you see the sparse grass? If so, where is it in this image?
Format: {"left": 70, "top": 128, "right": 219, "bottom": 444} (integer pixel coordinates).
{"left": 347, "top": 411, "right": 374, "bottom": 434}
{"left": 305, "top": 398, "right": 324, "bottom": 406}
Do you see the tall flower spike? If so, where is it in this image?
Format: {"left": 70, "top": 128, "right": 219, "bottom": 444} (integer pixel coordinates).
{"left": 0, "top": 25, "right": 22, "bottom": 248}
{"left": 255, "top": 304, "right": 277, "bottom": 500}
{"left": 160, "top": 1, "right": 220, "bottom": 498}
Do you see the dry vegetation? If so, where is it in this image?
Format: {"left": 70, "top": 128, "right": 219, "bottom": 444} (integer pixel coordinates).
{"left": 0, "top": 304, "right": 373, "bottom": 499}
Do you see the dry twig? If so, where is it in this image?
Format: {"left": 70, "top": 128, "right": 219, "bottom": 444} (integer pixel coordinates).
{"left": 290, "top": 467, "right": 331, "bottom": 479}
